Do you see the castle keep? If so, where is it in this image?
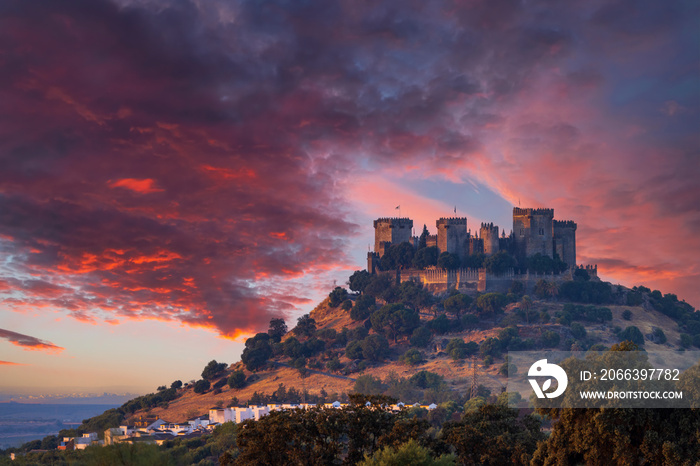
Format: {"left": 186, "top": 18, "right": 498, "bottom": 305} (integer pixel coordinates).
{"left": 369, "top": 207, "right": 577, "bottom": 271}
{"left": 367, "top": 207, "right": 584, "bottom": 293}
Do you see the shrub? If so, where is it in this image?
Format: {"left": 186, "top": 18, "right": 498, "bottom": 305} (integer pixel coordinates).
{"left": 193, "top": 379, "right": 210, "bottom": 394}
{"left": 622, "top": 309, "right": 632, "bottom": 321}
{"left": 326, "top": 357, "right": 342, "bottom": 372}
{"left": 540, "top": 331, "right": 561, "bottom": 348}
{"left": 652, "top": 328, "right": 667, "bottom": 344}
{"left": 428, "top": 314, "right": 451, "bottom": 334}
{"left": 475, "top": 293, "right": 506, "bottom": 316}
{"left": 626, "top": 291, "right": 643, "bottom": 306}
{"left": 340, "top": 299, "right": 353, "bottom": 311}
{"left": 443, "top": 294, "right": 473, "bottom": 317}
{"left": 680, "top": 333, "right": 692, "bottom": 348}
{"left": 329, "top": 287, "right": 349, "bottom": 307}
{"left": 460, "top": 314, "right": 479, "bottom": 329}
{"left": 360, "top": 334, "right": 390, "bottom": 362}
{"left": 570, "top": 323, "right": 587, "bottom": 340}
{"left": 479, "top": 337, "right": 502, "bottom": 358}
{"left": 351, "top": 294, "right": 376, "bottom": 321}
{"left": 409, "top": 371, "right": 445, "bottom": 390}
{"left": 201, "top": 360, "right": 228, "bottom": 380}
{"left": 401, "top": 349, "right": 424, "bottom": 366}
{"left": 213, "top": 378, "right": 228, "bottom": 389}
{"left": 618, "top": 326, "right": 644, "bottom": 346}
{"left": 346, "top": 340, "right": 364, "bottom": 360}
{"left": 410, "top": 326, "right": 432, "bottom": 348}
{"left": 228, "top": 370, "right": 246, "bottom": 389}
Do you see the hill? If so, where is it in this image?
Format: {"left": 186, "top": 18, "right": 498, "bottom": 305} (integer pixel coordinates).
{"left": 122, "top": 274, "right": 697, "bottom": 423}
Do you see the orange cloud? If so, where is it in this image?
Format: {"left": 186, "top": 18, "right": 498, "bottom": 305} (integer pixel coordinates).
{"left": 0, "top": 360, "right": 25, "bottom": 366}
{"left": 109, "top": 178, "right": 163, "bottom": 194}
{"left": 0, "top": 328, "right": 64, "bottom": 354}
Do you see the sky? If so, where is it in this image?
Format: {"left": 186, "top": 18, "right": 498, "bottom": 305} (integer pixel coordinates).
{"left": 0, "top": 0, "right": 698, "bottom": 396}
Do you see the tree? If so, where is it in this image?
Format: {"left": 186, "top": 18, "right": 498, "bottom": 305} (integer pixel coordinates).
{"left": 410, "top": 326, "right": 432, "bottom": 347}
{"left": 371, "top": 304, "right": 420, "bottom": 342}
{"left": 170, "top": 380, "right": 182, "bottom": 389}
{"left": 283, "top": 336, "right": 304, "bottom": 359}
{"left": 443, "top": 404, "right": 543, "bottom": 465}
{"left": 349, "top": 270, "right": 373, "bottom": 293}
{"left": 402, "top": 348, "right": 424, "bottom": 366}
{"left": 652, "top": 327, "right": 667, "bottom": 344}
{"left": 361, "top": 334, "right": 390, "bottom": 361}
{"left": 353, "top": 375, "right": 385, "bottom": 395}
{"left": 532, "top": 345, "right": 700, "bottom": 465}
{"left": 484, "top": 251, "right": 516, "bottom": 274}
{"left": 463, "top": 252, "right": 485, "bottom": 269}
{"left": 193, "top": 379, "right": 211, "bottom": 394}
{"left": 380, "top": 242, "right": 415, "bottom": 270}
{"left": 364, "top": 274, "right": 394, "bottom": 299}
{"left": 413, "top": 246, "right": 439, "bottom": 269}
{"left": 346, "top": 340, "right": 364, "bottom": 360}
{"left": 475, "top": 293, "right": 506, "bottom": 316}
{"left": 418, "top": 225, "right": 430, "bottom": 249}
{"left": 397, "top": 281, "right": 433, "bottom": 310}
{"left": 329, "top": 286, "right": 349, "bottom": 307}
{"left": 443, "top": 293, "right": 472, "bottom": 317}
{"left": 227, "top": 370, "right": 246, "bottom": 389}
{"left": 618, "top": 326, "right": 644, "bottom": 346}
{"left": 540, "top": 330, "right": 560, "bottom": 348}
{"left": 241, "top": 333, "right": 272, "bottom": 371}
{"left": 352, "top": 294, "right": 376, "bottom": 321}
{"left": 519, "top": 295, "right": 534, "bottom": 324}
{"left": 294, "top": 314, "right": 317, "bottom": 338}
{"left": 428, "top": 314, "right": 450, "bottom": 334}
{"left": 437, "top": 252, "right": 461, "bottom": 270}
{"left": 358, "top": 439, "right": 456, "bottom": 466}
{"left": 202, "top": 360, "right": 228, "bottom": 380}
{"left": 534, "top": 279, "right": 550, "bottom": 299}
{"left": 409, "top": 371, "right": 445, "bottom": 390}
{"left": 570, "top": 323, "right": 586, "bottom": 340}
{"left": 268, "top": 318, "right": 288, "bottom": 342}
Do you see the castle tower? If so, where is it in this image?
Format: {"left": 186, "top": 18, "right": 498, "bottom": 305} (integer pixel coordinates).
{"left": 513, "top": 208, "right": 554, "bottom": 260}
{"left": 436, "top": 217, "right": 468, "bottom": 260}
{"left": 553, "top": 220, "right": 577, "bottom": 267}
{"left": 373, "top": 218, "right": 413, "bottom": 257}
{"left": 479, "top": 222, "right": 500, "bottom": 256}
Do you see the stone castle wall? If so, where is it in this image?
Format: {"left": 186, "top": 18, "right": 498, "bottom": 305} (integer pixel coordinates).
{"left": 395, "top": 267, "right": 572, "bottom": 294}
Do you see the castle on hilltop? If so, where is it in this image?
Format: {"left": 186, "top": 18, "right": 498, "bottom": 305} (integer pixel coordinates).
{"left": 368, "top": 207, "right": 588, "bottom": 293}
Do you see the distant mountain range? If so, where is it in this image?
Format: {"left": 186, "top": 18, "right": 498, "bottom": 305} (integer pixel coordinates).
{"left": 0, "top": 393, "right": 140, "bottom": 405}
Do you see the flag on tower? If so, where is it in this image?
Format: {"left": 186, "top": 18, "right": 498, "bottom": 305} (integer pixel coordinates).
{"left": 395, "top": 205, "right": 400, "bottom": 210}
{"left": 454, "top": 206, "right": 457, "bottom": 214}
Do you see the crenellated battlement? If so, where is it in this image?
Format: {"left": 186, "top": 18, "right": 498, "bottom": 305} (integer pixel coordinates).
{"left": 436, "top": 217, "right": 467, "bottom": 226}
{"left": 371, "top": 205, "right": 579, "bottom": 271}
{"left": 553, "top": 220, "right": 577, "bottom": 229}
{"left": 373, "top": 218, "right": 414, "bottom": 228}
{"left": 513, "top": 207, "right": 554, "bottom": 217}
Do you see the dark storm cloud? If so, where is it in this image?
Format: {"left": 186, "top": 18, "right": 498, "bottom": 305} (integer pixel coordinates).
{"left": 0, "top": 0, "right": 698, "bottom": 334}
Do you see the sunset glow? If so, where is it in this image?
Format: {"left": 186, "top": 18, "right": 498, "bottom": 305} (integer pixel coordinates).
{"left": 0, "top": 0, "right": 697, "bottom": 395}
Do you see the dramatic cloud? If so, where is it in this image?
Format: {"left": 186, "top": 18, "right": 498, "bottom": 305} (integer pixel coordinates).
{"left": 0, "top": 329, "right": 64, "bottom": 353}
{"left": 0, "top": 0, "right": 697, "bottom": 343}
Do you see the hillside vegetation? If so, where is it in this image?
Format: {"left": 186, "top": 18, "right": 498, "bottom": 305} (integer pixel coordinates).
{"left": 4, "top": 271, "right": 699, "bottom": 465}
{"left": 112, "top": 273, "right": 697, "bottom": 422}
